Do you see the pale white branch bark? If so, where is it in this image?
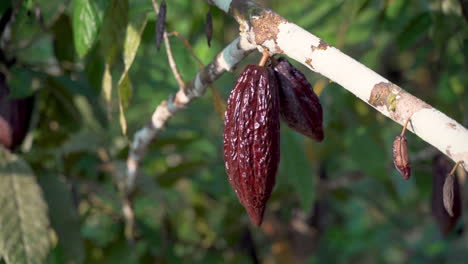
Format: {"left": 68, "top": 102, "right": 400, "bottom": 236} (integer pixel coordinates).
{"left": 125, "top": 37, "right": 254, "bottom": 190}
{"left": 205, "top": 0, "right": 468, "bottom": 171}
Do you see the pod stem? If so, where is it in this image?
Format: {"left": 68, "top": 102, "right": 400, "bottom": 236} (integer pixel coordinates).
{"left": 449, "top": 161, "right": 463, "bottom": 176}
{"left": 258, "top": 50, "right": 270, "bottom": 67}
{"left": 400, "top": 116, "right": 412, "bottom": 137}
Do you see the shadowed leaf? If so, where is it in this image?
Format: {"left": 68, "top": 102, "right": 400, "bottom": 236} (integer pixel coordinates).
{"left": 38, "top": 174, "right": 84, "bottom": 264}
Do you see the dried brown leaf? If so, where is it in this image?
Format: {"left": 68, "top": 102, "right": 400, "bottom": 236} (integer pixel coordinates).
{"left": 205, "top": 9, "right": 213, "bottom": 47}
{"left": 443, "top": 173, "right": 455, "bottom": 217}
{"left": 155, "top": 0, "right": 166, "bottom": 50}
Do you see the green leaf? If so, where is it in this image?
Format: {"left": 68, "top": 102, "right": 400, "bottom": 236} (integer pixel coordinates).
{"left": 38, "top": 174, "right": 84, "bottom": 264}
{"left": 0, "top": 150, "right": 52, "bottom": 264}
{"left": 100, "top": 0, "right": 129, "bottom": 64}
{"left": 115, "top": 13, "right": 147, "bottom": 136}
{"left": 102, "top": 63, "right": 112, "bottom": 111}
{"left": 117, "top": 73, "right": 131, "bottom": 135}
{"left": 52, "top": 14, "right": 75, "bottom": 66}
{"left": 157, "top": 161, "right": 208, "bottom": 187}
{"left": 123, "top": 15, "right": 148, "bottom": 71}
{"left": 279, "top": 128, "right": 315, "bottom": 211}
{"left": 397, "top": 12, "right": 432, "bottom": 50}
{"left": 7, "top": 68, "right": 34, "bottom": 99}
{"left": 119, "top": 73, "right": 132, "bottom": 110}
{"left": 73, "top": 0, "right": 108, "bottom": 58}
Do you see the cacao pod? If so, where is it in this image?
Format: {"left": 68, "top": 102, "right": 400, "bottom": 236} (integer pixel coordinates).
{"left": 392, "top": 135, "right": 410, "bottom": 180}
{"left": 223, "top": 64, "right": 280, "bottom": 226}
{"left": 273, "top": 57, "right": 324, "bottom": 141}
{"left": 431, "top": 155, "right": 461, "bottom": 236}
{"left": 0, "top": 72, "right": 34, "bottom": 150}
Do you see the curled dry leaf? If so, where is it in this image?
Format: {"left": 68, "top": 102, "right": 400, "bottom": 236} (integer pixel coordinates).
{"left": 392, "top": 135, "right": 411, "bottom": 180}
{"left": 273, "top": 57, "right": 324, "bottom": 141}
{"left": 443, "top": 173, "right": 455, "bottom": 217}
{"left": 205, "top": 9, "right": 213, "bottom": 47}
{"left": 431, "top": 156, "right": 462, "bottom": 236}
{"left": 223, "top": 64, "right": 280, "bottom": 226}
{"left": 155, "top": 0, "right": 167, "bottom": 50}
{"left": 0, "top": 73, "right": 34, "bottom": 150}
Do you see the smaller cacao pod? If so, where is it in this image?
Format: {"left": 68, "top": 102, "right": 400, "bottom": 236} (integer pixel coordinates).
{"left": 392, "top": 135, "right": 410, "bottom": 180}
{"left": 273, "top": 57, "right": 324, "bottom": 141}
{"left": 431, "top": 155, "right": 461, "bottom": 236}
{"left": 223, "top": 64, "right": 280, "bottom": 226}
{"left": 0, "top": 72, "right": 34, "bottom": 150}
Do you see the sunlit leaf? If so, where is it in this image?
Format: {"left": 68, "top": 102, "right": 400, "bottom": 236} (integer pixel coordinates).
{"left": 0, "top": 150, "right": 52, "bottom": 264}
{"left": 123, "top": 15, "right": 148, "bottom": 71}
{"left": 102, "top": 63, "right": 112, "bottom": 112}
{"left": 73, "top": 0, "right": 108, "bottom": 57}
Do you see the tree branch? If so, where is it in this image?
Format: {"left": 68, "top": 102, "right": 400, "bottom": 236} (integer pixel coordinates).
{"left": 125, "top": 37, "right": 255, "bottom": 191}
{"left": 204, "top": 0, "right": 468, "bottom": 171}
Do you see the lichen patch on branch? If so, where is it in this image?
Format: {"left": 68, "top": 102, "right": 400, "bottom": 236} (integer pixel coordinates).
{"left": 311, "top": 40, "right": 330, "bottom": 52}
{"left": 229, "top": 0, "right": 286, "bottom": 53}
{"left": 250, "top": 10, "right": 286, "bottom": 53}
{"left": 368, "top": 82, "right": 398, "bottom": 109}
{"left": 305, "top": 58, "right": 314, "bottom": 69}
{"left": 368, "top": 82, "right": 432, "bottom": 122}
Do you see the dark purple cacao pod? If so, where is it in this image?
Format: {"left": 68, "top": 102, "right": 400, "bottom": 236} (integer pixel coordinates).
{"left": 273, "top": 57, "right": 324, "bottom": 141}
{"left": 223, "top": 64, "right": 280, "bottom": 226}
{"left": 0, "top": 72, "right": 34, "bottom": 150}
{"left": 392, "top": 135, "right": 411, "bottom": 180}
{"left": 431, "top": 155, "right": 462, "bottom": 236}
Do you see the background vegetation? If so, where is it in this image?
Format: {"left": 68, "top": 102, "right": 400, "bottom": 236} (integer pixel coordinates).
{"left": 0, "top": 0, "right": 467, "bottom": 263}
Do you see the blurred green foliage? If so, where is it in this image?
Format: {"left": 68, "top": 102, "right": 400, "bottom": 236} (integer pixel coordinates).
{"left": 0, "top": 0, "right": 467, "bottom": 263}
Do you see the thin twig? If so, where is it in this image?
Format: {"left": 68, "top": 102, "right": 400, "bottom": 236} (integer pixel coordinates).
{"left": 168, "top": 31, "right": 225, "bottom": 120}
{"left": 163, "top": 32, "right": 185, "bottom": 89}
{"left": 126, "top": 37, "right": 254, "bottom": 191}
{"left": 449, "top": 161, "right": 463, "bottom": 176}
{"left": 168, "top": 31, "right": 204, "bottom": 68}
{"left": 151, "top": 0, "right": 185, "bottom": 90}
{"left": 400, "top": 115, "right": 412, "bottom": 137}
{"left": 98, "top": 148, "right": 136, "bottom": 242}
{"left": 151, "top": 0, "right": 160, "bottom": 13}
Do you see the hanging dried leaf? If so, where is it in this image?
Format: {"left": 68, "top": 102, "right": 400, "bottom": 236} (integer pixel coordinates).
{"left": 392, "top": 135, "right": 411, "bottom": 180}
{"left": 443, "top": 173, "right": 455, "bottom": 217}
{"left": 431, "top": 156, "right": 462, "bottom": 236}
{"left": 205, "top": 9, "right": 213, "bottom": 47}
{"left": 155, "top": 0, "right": 167, "bottom": 50}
